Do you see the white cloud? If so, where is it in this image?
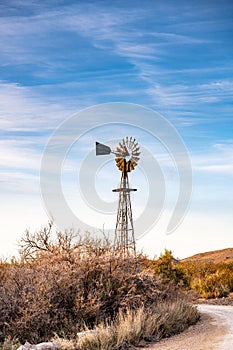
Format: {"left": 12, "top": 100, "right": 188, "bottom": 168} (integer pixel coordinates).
{"left": 143, "top": 78, "right": 233, "bottom": 110}
{"left": 0, "top": 140, "right": 41, "bottom": 170}
{"left": 0, "top": 5, "right": 144, "bottom": 65}
{"left": 148, "top": 31, "right": 209, "bottom": 45}
{"left": 193, "top": 141, "right": 233, "bottom": 174}
{"left": 199, "top": 164, "right": 233, "bottom": 174}
{"left": 0, "top": 3, "right": 232, "bottom": 116}
{"left": 0, "top": 82, "right": 74, "bottom": 131}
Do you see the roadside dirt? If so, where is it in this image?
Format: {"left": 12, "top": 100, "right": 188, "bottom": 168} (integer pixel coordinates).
{"left": 140, "top": 305, "right": 231, "bottom": 350}
{"left": 196, "top": 296, "right": 233, "bottom": 306}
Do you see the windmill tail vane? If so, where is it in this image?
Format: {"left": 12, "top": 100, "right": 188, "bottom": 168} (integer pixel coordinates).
{"left": 95, "top": 137, "right": 140, "bottom": 256}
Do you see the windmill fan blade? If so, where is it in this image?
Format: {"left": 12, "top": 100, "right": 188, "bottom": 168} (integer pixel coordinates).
{"left": 96, "top": 142, "right": 112, "bottom": 155}
{"left": 129, "top": 137, "right": 134, "bottom": 149}
{"left": 134, "top": 147, "right": 140, "bottom": 153}
{"left": 131, "top": 157, "right": 140, "bottom": 162}
{"left": 132, "top": 143, "right": 138, "bottom": 151}
{"left": 116, "top": 158, "right": 125, "bottom": 166}
{"left": 119, "top": 142, "right": 124, "bottom": 150}
{"left": 132, "top": 152, "right": 140, "bottom": 157}
{"left": 116, "top": 157, "right": 125, "bottom": 171}
{"left": 124, "top": 147, "right": 130, "bottom": 156}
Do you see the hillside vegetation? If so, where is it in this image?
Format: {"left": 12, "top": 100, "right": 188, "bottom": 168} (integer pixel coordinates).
{"left": 150, "top": 249, "right": 233, "bottom": 299}
{"left": 0, "top": 224, "right": 199, "bottom": 350}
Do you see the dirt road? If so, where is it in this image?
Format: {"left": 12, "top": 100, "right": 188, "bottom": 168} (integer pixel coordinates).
{"left": 140, "top": 304, "right": 233, "bottom": 350}
{"left": 198, "top": 305, "right": 233, "bottom": 350}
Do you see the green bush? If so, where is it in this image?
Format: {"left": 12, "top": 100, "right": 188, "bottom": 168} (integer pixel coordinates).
{"left": 151, "top": 249, "right": 190, "bottom": 288}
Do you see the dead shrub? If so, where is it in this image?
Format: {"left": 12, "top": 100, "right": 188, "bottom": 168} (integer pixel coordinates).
{"left": 0, "top": 226, "right": 166, "bottom": 344}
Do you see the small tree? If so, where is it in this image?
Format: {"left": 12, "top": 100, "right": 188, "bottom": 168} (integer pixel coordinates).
{"left": 153, "top": 249, "right": 190, "bottom": 287}
{"left": 155, "top": 249, "right": 175, "bottom": 280}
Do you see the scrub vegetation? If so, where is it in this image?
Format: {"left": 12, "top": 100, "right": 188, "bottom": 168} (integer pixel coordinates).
{"left": 0, "top": 224, "right": 200, "bottom": 349}
{"left": 150, "top": 248, "right": 233, "bottom": 299}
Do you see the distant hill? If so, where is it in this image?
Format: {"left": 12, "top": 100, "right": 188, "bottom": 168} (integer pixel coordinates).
{"left": 182, "top": 248, "right": 233, "bottom": 263}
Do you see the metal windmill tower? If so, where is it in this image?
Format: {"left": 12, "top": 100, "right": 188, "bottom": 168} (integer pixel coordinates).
{"left": 96, "top": 137, "right": 140, "bottom": 255}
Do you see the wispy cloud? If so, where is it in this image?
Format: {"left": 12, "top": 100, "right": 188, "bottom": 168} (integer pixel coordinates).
{"left": 0, "top": 82, "right": 75, "bottom": 131}
{"left": 0, "top": 1, "right": 232, "bottom": 117}
{"left": 198, "top": 164, "right": 233, "bottom": 173}
{"left": 0, "top": 139, "right": 41, "bottom": 170}
{"left": 193, "top": 140, "right": 233, "bottom": 174}
{"left": 146, "top": 80, "right": 233, "bottom": 107}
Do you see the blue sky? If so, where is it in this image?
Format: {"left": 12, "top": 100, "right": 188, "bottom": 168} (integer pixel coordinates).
{"left": 0, "top": 0, "right": 233, "bottom": 258}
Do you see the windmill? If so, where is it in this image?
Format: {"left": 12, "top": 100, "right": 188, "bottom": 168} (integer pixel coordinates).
{"left": 96, "top": 137, "right": 140, "bottom": 255}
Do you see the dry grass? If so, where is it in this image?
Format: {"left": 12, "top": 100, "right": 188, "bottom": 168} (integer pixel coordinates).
{"left": 54, "top": 301, "right": 199, "bottom": 350}
{"left": 154, "top": 300, "right": 200, "bottom": 338}
{"left": 0, "top": 337, "right": 20, "bottom": 350}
